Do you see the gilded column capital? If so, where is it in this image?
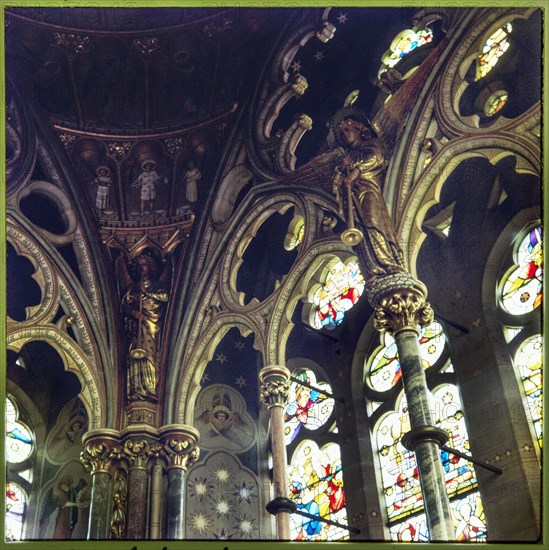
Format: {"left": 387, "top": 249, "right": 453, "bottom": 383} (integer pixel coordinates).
{"left": 122, "top": 438, "right": 154, "bottom": 470}
{"left": 159, "top": 425, "right": 200, "bottom": 470}
{"left": 259, "top": 365, "right": 291, "bottom": 409}
{"left": 366, "top": 273, "right": 434, "bottom": 336}
{"left": 81, "top": 438, "right": 122, "bottom": 475}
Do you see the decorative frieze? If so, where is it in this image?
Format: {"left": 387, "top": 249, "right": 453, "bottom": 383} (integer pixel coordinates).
{"left": 52, "top": 32, "right": 90, "bottom": 55}
{"left": 132, "top": 37, "right": 160, "bottom": 56}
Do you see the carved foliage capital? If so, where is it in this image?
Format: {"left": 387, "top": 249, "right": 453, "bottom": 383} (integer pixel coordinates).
{"left": 260, "top": 380, "right": 290, "bottom": 408}
{"left": 81, "top": 441, "right": 122, "bottom": 475}
{"left": 122, "top": 439, "right": 153, "bottom": 469}
{"left": 162, "top": 437, "right": 200, "bottom": 470}
{"left": 259, "top": 365, "right": 291, "bottom": 409}
{"left": 374, "top": 289, "right": 434, "bottom": 335}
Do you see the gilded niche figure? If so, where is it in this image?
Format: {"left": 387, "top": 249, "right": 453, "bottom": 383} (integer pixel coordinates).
{"left": 118, "top": 251, "right": 170, "bottom": 402}
{"left": 330, "top": 111, "right": 405, "bottom": 281}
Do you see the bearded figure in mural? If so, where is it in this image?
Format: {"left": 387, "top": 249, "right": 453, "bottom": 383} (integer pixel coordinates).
{"left": 118, "top": 251, "right": 171, "bottom": 402}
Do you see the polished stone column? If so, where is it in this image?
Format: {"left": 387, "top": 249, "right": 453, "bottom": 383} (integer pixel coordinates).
{"left": 123, "top": 439, "right": 153, "bottom": 539}
{"left": 367, "top": 273, "right": 454, "bottom": 541}
{"left": 259, "top": 365, "right": 292, "bottom": 540}
{"left": 81, "top": 430, "right": 122, "bottom": 539}
{"left": 159, "top": 425, "right": 200, "bottom": 539}
{"left": 149, "top": 462, "right": 164, "bottom": 539}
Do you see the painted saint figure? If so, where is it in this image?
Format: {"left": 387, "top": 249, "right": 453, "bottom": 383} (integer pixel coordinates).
{"left": 93, "top": 165, "right": 112, "bottom": 214}
{"left": 39, "top": 476, "right": 90, "bottom": 539}
{"left": 184, "top": 161, "right": 202, "bottom": 207}
{"left": 119, "top": 252, "right": 170, "bottom": 402}
{"left": 131, "top": 160, "right": 165, "bottom": 214}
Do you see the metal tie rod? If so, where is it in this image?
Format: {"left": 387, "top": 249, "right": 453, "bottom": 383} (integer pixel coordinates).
{"left": 441, "top": 445, "right": 503, "bottom": 475}
{"left": 266, "top": 497, "right": 360, "bottom": 534}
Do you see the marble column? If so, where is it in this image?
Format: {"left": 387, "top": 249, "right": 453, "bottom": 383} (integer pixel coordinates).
{"left": 159, "top": 425, "right": 200, "bottom": 539}
{"left": 81, "top": 430, "right": 121, "bottom": 539}
{"left": 123, "top": 439, "right": 153, "bottom": 539}
{"left": 259, "top": 365, "right": 292, "bottom": 540}
{"left": 366, "top": 273, "right": 454, "bottom": 542}
{"left": 149, "top": 462, "right": 164, "bottom": 539}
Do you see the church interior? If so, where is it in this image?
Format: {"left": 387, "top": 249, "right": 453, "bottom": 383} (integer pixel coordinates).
{"left": 4, "top": 5, "right": 543, "bottom": 544}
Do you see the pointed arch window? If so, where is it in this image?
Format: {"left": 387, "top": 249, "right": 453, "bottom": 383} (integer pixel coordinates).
{"left": 501, "top": 226, "right": 542, "bottom": 315}
{"left": 498, "top": 223, "right": 543, "bottom": 450}
{"left": 476, "top": 22, "right": 513, "bottom": 80}
{"left": 308, "top": 258, "right": 365, "bottom": 331}
{"left": 284, "top": 368, "right": 348, "bottom": 541}
{"left": 514, "top": 335, "right": 542, "bottom": 447}
{"left": 380, "top": 27, "right": 434, "bottom": 74}
{"left": 366, "top": 323, "right": 487, "bottom": 541}
{"left": 5, "top": 396, "right": 35, "bottom": 541}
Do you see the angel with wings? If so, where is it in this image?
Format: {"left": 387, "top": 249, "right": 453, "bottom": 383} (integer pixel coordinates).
{"left": 118, "top": 250, "right": 171, "bottom": 402}
{"left": 197, "top": 391, "right": 254, "bottom": 449}
{"left": 279, "top": 40, "right": 445, "bottom": 283}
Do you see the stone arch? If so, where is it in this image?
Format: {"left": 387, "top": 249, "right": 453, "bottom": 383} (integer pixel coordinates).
{"left": 396, "top": 139, "right": 540, "bottom": 277}
{"left": 265, "top": 241, "right": 356, "bottom": 366}
{"left": 6, "top": 329, "right": 105, "bottom": 430}
{"left": 173, "top": 317, "right": 262, "bottom": 425}
{"left": 16, "top": 181, "right": 78, "bottom": 246}
{"left": 219, "top": 194, "right": 307, "bottom": 310}
{"left": 7, "top": 223, "right": 58, "bottom": 325}
{"left": 435, "top": 7, "right": 538, "bottom": 136}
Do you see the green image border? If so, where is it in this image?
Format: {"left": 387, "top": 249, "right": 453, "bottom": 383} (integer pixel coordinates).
{"left": 0, "top": 0, "right": 546, "bottom": 549}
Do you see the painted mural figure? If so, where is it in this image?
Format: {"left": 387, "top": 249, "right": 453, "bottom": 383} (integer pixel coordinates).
{"left": 195, "top": 388, "right": 255, "bottom": 451}
{"left": 131, "top": 160, "right": 165, "bottom": 214}
{"left": 119, "top": 252, "right": 170, "bottom": 402}
{"left": 330, "top": 113, "right": 405, "bottom": 281}
{"left": 40, "top": 477, "right": 90, "bottom": 539}
{"left": 93, "top": 165, "right": 112, "bottom": 214}
{"left": 184, "top": 161, "right": 202, "bottom": 208}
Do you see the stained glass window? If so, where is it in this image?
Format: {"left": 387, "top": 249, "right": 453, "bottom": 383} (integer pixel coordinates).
{"left": 452, "top": 491, "right": 487, "bottom": 541}
{"left": 284, "top": 367, "right": 346, "bottom": 541}
{"left": 497, "top": 224, "right": 543, "bottom": 457}
{"left": 476, "top": 23, "right": 512, "bottom": 80}
{"left": 310, "top": 259, "right": 365, "bottom": 330}
{"left": 284, "top": 369, "right": 335, "bottom": 445}
{"left": 6, "top": 482, "right": 27, "bottom": 541}
{"left": 5, "top": 398, "right": 33, "bottom": 464}
{"left": 284, "top": 216, "right": 305, "bottom": 251}
{"left": 484, "top": 90, "right": 508, "bottom": 116}
{"left": 388, "top": 491, "right": 486, "bottom": 542}
{"left": 501, "top": 226, "right": 543, "bottom": 315}
{"left": 514, "top": 335, "right": 543, "bottom": 447}
{"left": 433, "top": 385, "right": 477, "bottom": 497}
{"left": 288, "top": 441, "right": 348, "bottom": 541}
{"left": 381, "top": 27, "right": 434, "bottom": 71}
{"left": 376, "top": 386, "right": 482, "bottom": 535}
{"left": 376, "top": 396, "right": 421, "bottom": 521}
{"left": 368, "top": 321, "right": 445, "bottom": 392}
{"left": 5, "top": 397, "right": 35, "bottom": 541}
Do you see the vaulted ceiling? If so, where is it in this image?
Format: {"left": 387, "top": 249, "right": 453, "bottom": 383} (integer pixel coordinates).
{"left": 6, "top": 7, "right": 427, "bottom": 233}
